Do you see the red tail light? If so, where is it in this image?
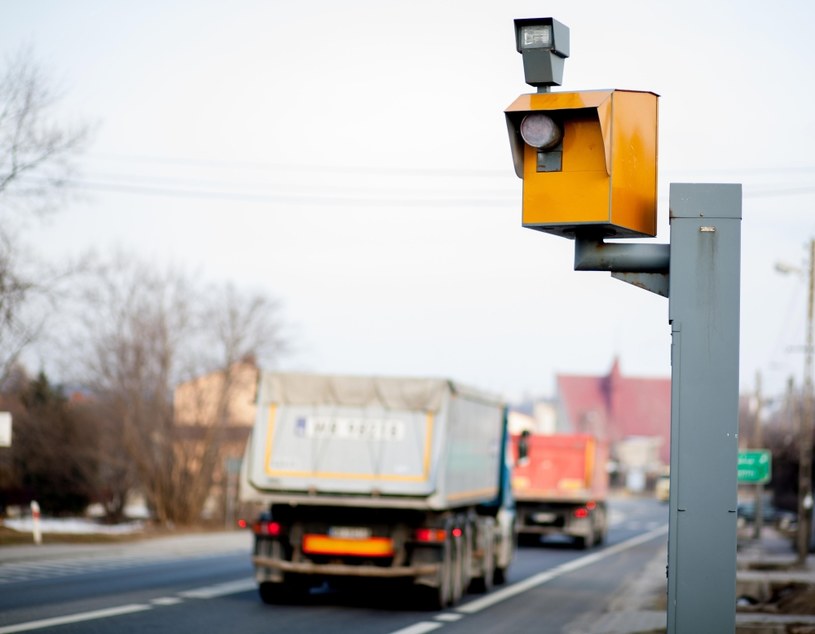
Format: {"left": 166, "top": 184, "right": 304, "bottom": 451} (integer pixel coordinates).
{"left": 585, "top": 501, "right": 597, "bottom": 510}
{"left": 451, "top": 527, "right": 463, "bottom": 538}
{"left": 414, "top": 528, "right": 447, "bottom": 543}
{"left": 253, "top": 520, "right": 282, "bottom": 537}
{"left": 573, "top": 507, "right": 589, "bottom": 519}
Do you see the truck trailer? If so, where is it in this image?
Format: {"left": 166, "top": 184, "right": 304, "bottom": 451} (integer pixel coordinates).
{"left": 240, "top": 372, "right": 515, "bottom": 608}
{"left": 511, "top": 432, "right": 608, "bottom": 549}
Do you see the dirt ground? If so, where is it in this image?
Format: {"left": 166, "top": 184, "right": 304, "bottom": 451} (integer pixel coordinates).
{"left": 738, "top": 583, "right": 815, "bottom": 616}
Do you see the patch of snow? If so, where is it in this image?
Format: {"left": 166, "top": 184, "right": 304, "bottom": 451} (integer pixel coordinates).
{"left": 3, "top": 517, "right": 144, "bottom": 535}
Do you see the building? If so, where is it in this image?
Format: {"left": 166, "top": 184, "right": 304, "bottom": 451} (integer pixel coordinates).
{"left": 508, "top": 399, "right": 557, "bottom": 435}
{"left": 172, "top": 360, "right": 259, "bottom": 522}
{"left": 556, "top": 358, "right": 671, "bottom": 491}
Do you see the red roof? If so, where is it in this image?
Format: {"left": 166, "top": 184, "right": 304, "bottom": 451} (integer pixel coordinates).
{"left": 556, "top": 358, "right": 671, "bottom": 464}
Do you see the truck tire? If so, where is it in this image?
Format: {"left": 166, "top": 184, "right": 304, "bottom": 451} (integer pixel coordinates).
{"left": 576, "top": 531, "right": 594, "bottom": 550}
{"left": 470, "top": 532, "right": 494, "bottom": 593}
{"left": 594, "top": 507, "right": 608, "bottom": 544}
{"left": 450, "top": 535, "right": 464, "bottom": 606}
{"left": 258, "top": 581, "right": 283, "bottom": 605}
{"left": 518, "top": 532, "right": 540, "bottom": 547}
{"left": 258, "top": 576, "right": 307, "bottom": 605}
{"left": 421, "top": 544, "right": 452, "bottom": 610}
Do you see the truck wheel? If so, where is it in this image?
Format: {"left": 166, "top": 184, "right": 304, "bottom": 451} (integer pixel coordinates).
{"left": 422, "top": 545, "right": 452, "bottom": 610}
{"left": 258, "top": 576, "right": 306, "bottom": 605}
{"left": 258, "top": 582, "right": 282, "bottom": 605}
{"left": 450, "top": 536, "right": 464, "bottom": 606}
{"left": 594, "top": 509, "right": 608, "bottom": 544}
{"left": 470, "top": 534, "right": 494, "bottom": 594}
{"left": 576, "top": 531, "right": 594, "bottom": 550}
{"left": 461, "top": 523, "right": 475, "bottom": 591}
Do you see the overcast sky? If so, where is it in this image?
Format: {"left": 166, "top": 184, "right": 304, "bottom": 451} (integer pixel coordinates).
{"left": 3, "top": 1, "right": 814, "bottom": 402}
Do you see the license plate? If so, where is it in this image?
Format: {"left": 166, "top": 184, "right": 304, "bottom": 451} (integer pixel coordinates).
{"left": 328, "top": 526, "right": 371, "bottom": 539}
{"left": 532, "top": 512, "right": 556, "bottom": 524}
{"left": 300, "top": 417, "right": 406, "bottom": 441}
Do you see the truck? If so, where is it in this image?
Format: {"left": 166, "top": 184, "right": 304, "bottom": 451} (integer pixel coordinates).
{"left": 239, "top": 372, "right": 515, "bottom": 608}
{"left": 511, "top": 432, "right": 608, "bottom": 549}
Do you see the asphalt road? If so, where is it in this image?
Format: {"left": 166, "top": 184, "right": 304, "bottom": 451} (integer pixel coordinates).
{"left": 0, "top": 497, "right": 668, "bottom": 634}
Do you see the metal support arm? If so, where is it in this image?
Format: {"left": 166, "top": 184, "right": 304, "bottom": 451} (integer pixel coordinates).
{"left": 574, "top": 238, "right": 670, "bottom": 273}
{"left": 574, "top": 237, "right": 670, "bottom": 297}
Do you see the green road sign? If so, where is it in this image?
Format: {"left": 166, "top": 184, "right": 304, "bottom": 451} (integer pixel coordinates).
{"left": 737, "top": 450, "right": 772, "bottom": 484}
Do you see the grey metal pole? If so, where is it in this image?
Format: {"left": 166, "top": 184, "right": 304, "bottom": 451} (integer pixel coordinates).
{"left": 754, "top": 371, "right": 764, "bottom": 542}
{"left": 667, "top": 183, "right": 742, "bottom": 633}
{"left": 797, "top": 239, "right": 814, "bottom": 565}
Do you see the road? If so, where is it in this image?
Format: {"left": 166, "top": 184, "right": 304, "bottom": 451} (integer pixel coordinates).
{"left": 0, "top": 498, "right": 667, "bottom": 633}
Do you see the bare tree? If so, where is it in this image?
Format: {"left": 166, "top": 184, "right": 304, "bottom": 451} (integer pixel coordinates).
{"left": 0, "top": 233, "right": 37, "bottom": 383}
{"left": 0, "top": 48, "right": 89, "bottom": 212}
{"left": 0, "top": 48, "right": 90, "bottom": 385}
{"left": 175, "top": 283, "right": 287, "bottom": 524}
{"left": 74, "top": 253, "right": 286, "bottom": 526}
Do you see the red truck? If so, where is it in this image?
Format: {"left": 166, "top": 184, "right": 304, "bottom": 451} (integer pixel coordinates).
{"left": 511, "top": 432, "right": 609, "bottom": 549}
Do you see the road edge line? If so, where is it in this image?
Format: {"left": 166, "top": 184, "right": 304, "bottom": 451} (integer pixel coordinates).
{"left": 456, "top": 524, "right": 669, "bottom": 615}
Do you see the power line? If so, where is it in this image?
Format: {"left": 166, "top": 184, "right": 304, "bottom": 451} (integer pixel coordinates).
{"left": 745, "top": 186, "right": 815, "bottom": 198}
{"left": 64, "top": 168, "right": 515, "bottom": 198}
{"left": 17, "top": 163, "right": 815, "bottom": 207}
{"left": 57, "top": 177, "right": 516, "bottom": 208}
{"left": 79, "top": 153, "right": 510, "bottom": 179}
{"left": 81, "top": 152, "right": 815, "bottom": 178}
{"left": 64, "top": 178, "right": 813, "bottom": 205}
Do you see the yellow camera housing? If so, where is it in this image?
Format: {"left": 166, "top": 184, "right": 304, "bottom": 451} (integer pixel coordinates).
{"left": 505, "top": 89, "right": 658, "bottom": 238}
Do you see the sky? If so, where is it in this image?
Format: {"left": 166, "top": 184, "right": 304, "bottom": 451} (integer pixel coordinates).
{"left": 2, "top": 1, "right": 814, "bottom": 404}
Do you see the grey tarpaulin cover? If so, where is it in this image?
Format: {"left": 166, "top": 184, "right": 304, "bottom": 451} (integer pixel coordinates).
{"left": 260, "top": 372, "right": 499, "bottom": 412}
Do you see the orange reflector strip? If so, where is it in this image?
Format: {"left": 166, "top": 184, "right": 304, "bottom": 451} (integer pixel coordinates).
{"left": 302, "top": 534, "right": 394, "bottom": 557}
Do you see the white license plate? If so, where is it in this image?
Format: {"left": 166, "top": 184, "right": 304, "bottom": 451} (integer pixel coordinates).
{"left": 328, "top": 526, "right": 371, "bottom": 539}
{"left": 301, "top": 417, "right": 406, "bottom": 441}
{"left": 532, "top": 512, "right": 557, "bottom": 524}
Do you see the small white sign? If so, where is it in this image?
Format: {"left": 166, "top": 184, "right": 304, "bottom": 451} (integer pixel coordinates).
{"left": 0, "top": 412, "right": 11, "bottom": 447}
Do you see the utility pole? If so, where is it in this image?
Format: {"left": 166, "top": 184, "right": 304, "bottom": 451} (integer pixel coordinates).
{"left": 797, "top": 239, "right": 815, "bottom": 565}
{"left": 754, "top": 372, "right": 764, "bottom": 541}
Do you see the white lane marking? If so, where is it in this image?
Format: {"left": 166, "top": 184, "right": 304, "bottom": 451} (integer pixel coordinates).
{"left": 435, "top": 613, "right": 463, "bottom": 622}
{"left": 0, "top": 604, "right": 152, "bottom": 633}
{"left": 177, "top": 578, "right": 256, "bottom": 598}
{"left": 0, "top": 578, "right": 255, "bottom": 632}
{"left": 457, "top": 524, "right": 668, "bottom": 615}
{"left": 387, "top": 623, "right": 444, "bottom": 634}
{"left": 608, "top": 509, "right": 626, "bottom": 526}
